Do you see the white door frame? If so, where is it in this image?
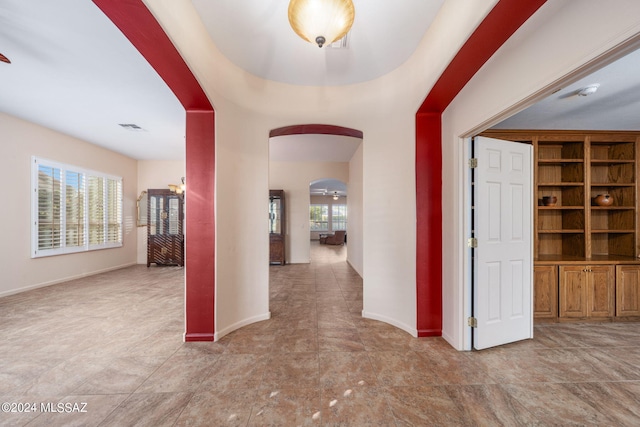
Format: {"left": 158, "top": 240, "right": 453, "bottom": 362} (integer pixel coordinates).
{"left": 458, "top": 39, "right": 640, "bottom": 351}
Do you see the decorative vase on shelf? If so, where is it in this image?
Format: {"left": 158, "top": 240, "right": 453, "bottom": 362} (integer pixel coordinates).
{"left": 542, "top": 196, "right": 557, "bottom": 206}
{"left": 594, "top": 194, "right": 613, "bottom": 206}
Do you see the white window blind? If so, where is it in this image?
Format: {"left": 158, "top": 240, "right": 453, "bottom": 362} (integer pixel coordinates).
{"left": 32, "top": 157, "right": 123, "bottom": 258}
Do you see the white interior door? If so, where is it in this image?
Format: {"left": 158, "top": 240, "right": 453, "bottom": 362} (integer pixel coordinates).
{"left": 473, "top": 136, "right": 533, "bottom": 350}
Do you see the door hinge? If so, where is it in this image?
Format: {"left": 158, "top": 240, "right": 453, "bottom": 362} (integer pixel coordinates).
{"left": 467, "top": 237, "right": 478, "bottom": 248}
{"left": 468, "top": 317, "right": 478, "bottom": 328}
{"left": 468, "top": 158, "right": 478, "bottom": 168}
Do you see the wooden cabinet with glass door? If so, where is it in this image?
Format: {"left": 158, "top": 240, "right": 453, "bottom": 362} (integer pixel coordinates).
{"left": 269, "top": 190, "right": 286, "bottom": 265}
{"left": 147, "top": 189, "right": 184, "bottom": 267}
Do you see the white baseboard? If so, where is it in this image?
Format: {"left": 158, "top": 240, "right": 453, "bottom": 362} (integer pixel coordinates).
{"left": 0, "top": 262, "right": 137, "bottom": 298}
{"left": 214, "top": 312, "right": 271, "bottom": 341}
{"left": 361, "top": 310, "right": 417, "bottom": 337}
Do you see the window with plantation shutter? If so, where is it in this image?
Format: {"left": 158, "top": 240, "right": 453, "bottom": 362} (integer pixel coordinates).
{"left": 332, "top": 204, "right": 347, "bottom": 231}
{"left": 32, "top": 157, "right": 122, "bottom": 258}
{"left": 88, "top": 176, "right": 105, "bottom": 245}
{"left": 309, "top": 204, "right": 329, "bottom": 231}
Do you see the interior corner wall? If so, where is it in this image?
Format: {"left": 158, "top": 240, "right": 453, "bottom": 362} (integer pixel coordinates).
{"left": 269, "top": 161, "right": 349, "bottom": 264}
{"left": 440, "top": 0, "right": 640, "bottom": 350}
{"left": 361, "top": 112, "right": 417, "bottom": 337}
{"left": 136, "top": 160, "right": 186, "bottom": 264}
{"left": 347, "top": 142, "right": 364, "bottom": 276}
{"left": 214, "top": 104, "right": 271, "bottom": 339}
{"left": 1, "top": 112, "right": 138, "bottom": 297}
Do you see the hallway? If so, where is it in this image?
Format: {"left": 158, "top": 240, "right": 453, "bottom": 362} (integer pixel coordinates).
{"left": 1, "top": 243, "right": 639, "bottom": 425}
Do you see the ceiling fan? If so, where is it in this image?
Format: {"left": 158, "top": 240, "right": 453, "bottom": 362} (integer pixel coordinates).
{"left": 0, "top": 53, "right": 10, "bottom": 64}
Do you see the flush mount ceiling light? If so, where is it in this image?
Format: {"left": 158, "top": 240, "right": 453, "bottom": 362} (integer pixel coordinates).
{"left": 288, "top": 0, "right": 355, "bottom": 48}
{"left": 577, "top": 84, "right": 600, "bottom": 97}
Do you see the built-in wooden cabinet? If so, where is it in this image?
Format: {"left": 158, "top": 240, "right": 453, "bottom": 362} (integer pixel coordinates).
{"left": 616, "top": 265, "right": 640, "bottom": 316}
{"left": 482, "top": 130, "right": 640, "bottom": 322}
{"left": 269, "top": 190, "right": 285, "bottom": 265}
{"left": 534, "top": 265, "right": 558, "bottom": 319}
{"left": 559, "top": 265, "right": 614, "bottom": 319}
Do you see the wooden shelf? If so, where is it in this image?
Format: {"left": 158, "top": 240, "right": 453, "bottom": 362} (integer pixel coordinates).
{"left": 591, "top": 206, "right": 635, "bottom": 210}
{"left": 538, "top": 159, "right": 584, "bottom": 164}
{"left": 538, "top": 206, "right": 583, "bottom": 210}
{"left": 592, "top": 229, "right": 635, "bottom": 234}
{"left": 538, "top": 182, "right": 584, "bottom": 186}
{"left": 591, "top": 159, "right": 635, "bottom": 164}
{"left": 538, "top": 229, "right": 584, "bottom": 233}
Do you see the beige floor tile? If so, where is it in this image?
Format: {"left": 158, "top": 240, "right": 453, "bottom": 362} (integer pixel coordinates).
{"left": 248, "top": 388, "right": 321, "bottom": 426}
{"left": 1, "top": 243, "right": 639, "bottom": 425}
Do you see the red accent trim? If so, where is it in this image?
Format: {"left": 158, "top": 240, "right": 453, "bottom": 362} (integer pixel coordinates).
{"left": 416, "top": 113, "right": 442, "bottom": 336}
{"left": 92, "top": 0, "right": 211, "bottom": 110}
{"left": 418, "top": 0, "right": 547, "bottom": 113}
{"left": 185, "top": 333, "right": 215, "bottom": 342}
{"left": 94, "top": 0, "right": 216, "bottom": 341}
{"left": 270, "top": 124, "right": 363, "bottom": 139}
{"left": 415, "top": 0, "right": 547, "bottom": 336}
{"left": 185, "top": 110, "right": 216, "bottom": 340}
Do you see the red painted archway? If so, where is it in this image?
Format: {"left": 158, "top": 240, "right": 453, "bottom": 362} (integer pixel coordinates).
{"left": 270, "top": 124, "right": 363, "bottom": 139}
{"left": 94, "top": 0, "right": 216, "bottom": 341}
{"left": 415, "top": 0, "right": 546, "bottom": 336}
{"left": 97, "top": 0, "right": 546, "bottom": 341}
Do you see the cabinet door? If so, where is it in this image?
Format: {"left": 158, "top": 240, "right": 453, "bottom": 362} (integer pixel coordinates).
{"left": 534, "top": 265, "right": 557, "bottom": 319}
{"left": 616, "top": 265, "right": 640, "bottom": 316}
{"left": 559, "top": 266, "right": 587, "bottom": 318}
{"left": 587, "top": 265, "right": 615, "bottom": 317}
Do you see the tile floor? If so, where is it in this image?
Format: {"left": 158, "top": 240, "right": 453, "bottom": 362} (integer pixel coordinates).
{"left": 1, "top": 242, "right": 639, "bottom": 426}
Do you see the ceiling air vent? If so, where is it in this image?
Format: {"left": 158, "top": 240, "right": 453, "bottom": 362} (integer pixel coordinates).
{"left": 118, "top": 123, "right": 145, "bottom": 132}
{"left": 327, "top": 33, "right": 349, "bottom": 49}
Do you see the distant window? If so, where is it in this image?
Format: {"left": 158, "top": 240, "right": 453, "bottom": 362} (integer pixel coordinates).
{"left": 332, "top": 204, "right": 347, "bottom": 231}
{"left": 309, "top": 204, "right": 329, "bottom": 231}
{"left": 32, "top": 157, "right": 122, "bottom": 258}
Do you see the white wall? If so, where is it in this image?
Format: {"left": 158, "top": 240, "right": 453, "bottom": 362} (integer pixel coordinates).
{"left": 136, "top": 160, "right": 186, "bottom": 264}
{"left": 440, "top": 0, "right": 640, "bottom": 350}
{"left": 269, "top": 160, "right": 349, "bottom": 263}
{"left": 1, "top": 112, "right": 138, "bottom": 297}
{"left": 146, "top": 0, "right": 500, "bottom": 338}
{"left": 213, "top": 103, "right": 272, "bottom": 338}
{"left": 347, "top": 142, "right": 364, "bottom": 276}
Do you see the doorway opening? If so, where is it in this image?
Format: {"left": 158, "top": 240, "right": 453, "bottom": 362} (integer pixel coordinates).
{"left": 461, "top": 39, "right": 640, "bottom": 351}
{"left": 268, "top": 124, "right": 363, "bottom": 325}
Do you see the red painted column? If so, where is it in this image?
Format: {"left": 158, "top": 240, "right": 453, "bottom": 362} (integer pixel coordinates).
{"left": 416, "top": 112, "right": 443, "bottom": 336}
{"left": 184, "top": 110, "right": 216, "bottom": 341}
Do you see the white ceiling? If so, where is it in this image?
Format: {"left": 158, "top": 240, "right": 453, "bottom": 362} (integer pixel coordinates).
{"left": 0, "top": 0, "right": 185, "bottom": 161}
{"left": 191, "top": 0, "right": 445, "bottom": 86}
{"left": 1, "top": 0, "right": 640, "bottom": 165}
{"left": 493, "top": 47, "right": 640, "bottom": 130}
{"left": 310, "top": 178, "right": 347, "bottom": 198}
